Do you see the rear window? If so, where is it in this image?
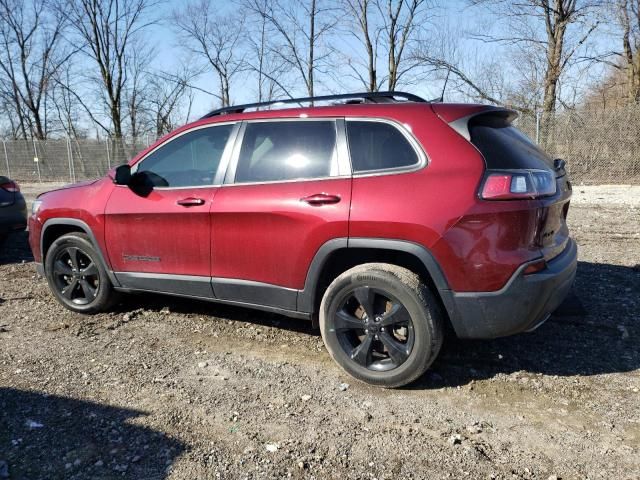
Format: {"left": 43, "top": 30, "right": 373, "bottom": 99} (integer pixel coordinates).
{"left": 346, "top": 121, "right": 419, "bottom": 173}
{"left": 469, "top": 114, "right": 554, "bottom": 170}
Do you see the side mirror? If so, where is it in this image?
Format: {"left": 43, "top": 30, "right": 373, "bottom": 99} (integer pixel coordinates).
{"left": 113, "top": 164, "right": 131, "bottom": 185}
{"left": 128, "top": 170, "right": 168, "bottom": 197}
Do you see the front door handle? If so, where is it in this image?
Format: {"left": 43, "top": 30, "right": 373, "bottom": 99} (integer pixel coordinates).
{"left": 177, "top": 197, "right": 205, "bottom": 207}
{"left": 301, "top": 193, "right": 341, "bottom": 206}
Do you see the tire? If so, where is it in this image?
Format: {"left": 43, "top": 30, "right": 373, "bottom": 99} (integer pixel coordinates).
{"left": 44, "top": 232, "right": 118, "bottom": 313}
{"left": 319, "top": 263, "right": 443, "bottom": 388}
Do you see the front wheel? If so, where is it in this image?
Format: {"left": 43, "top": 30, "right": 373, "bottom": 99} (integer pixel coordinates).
{"left": 319, "top": 263, "right": 443, "bottom": 388}
{"left": 44, "top": 232, "right": 118, "bottom": 313}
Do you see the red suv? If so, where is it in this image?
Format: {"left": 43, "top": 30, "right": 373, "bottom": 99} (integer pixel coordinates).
{"left": 29, "top": 92, "right": 577, "bottom": 387}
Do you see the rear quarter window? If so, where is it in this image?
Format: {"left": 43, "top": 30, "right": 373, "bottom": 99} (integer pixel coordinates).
{"left": 346, "top": 121, "right": 419, "bottom": 173}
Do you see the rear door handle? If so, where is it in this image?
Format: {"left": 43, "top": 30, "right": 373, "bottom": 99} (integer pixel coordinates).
{"left": 301, "top": 193, "right": 341, "bottom": 206}
{"left": 176, "top": 197, "right": 205, "bottom": 207}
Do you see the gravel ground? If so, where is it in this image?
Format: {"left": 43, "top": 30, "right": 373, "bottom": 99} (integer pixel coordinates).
{"left": 1, "top": 184, "right": 639, "bottom": 480}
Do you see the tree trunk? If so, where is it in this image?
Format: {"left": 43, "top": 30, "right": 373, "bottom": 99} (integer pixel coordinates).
{"left": 362, "top": 0, "right": 376, "bottom": 92}
{"left": 308, "top": 0, "right": 316, "bottom": 97}
{"left": 32, "top": 110, "right": 45, "bottom": 140}
{"left": 621, "top": 0, "right": 640, "bottom": 103}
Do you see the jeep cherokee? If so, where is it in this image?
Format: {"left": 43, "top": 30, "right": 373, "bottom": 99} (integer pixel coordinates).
{"left": 28, "top": 91, "right": 577, "bottom": 388}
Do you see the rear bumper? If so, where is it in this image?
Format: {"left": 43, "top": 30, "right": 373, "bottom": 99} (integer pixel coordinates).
{"left": 0, "top": 196, "right": 27, "bottom": 233}
{"left": 446, "top": 238, "right": 578, "bottom": 339}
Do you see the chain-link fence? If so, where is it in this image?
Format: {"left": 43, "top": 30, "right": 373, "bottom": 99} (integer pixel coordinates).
{"left": 1, "top": 106, "right": 639, "bottom": 184}
{"left": 0, "top": 137, "right": 151, "bottom": 183}
{"left": 516, "top": 105, "right": 640, "bottom": 185}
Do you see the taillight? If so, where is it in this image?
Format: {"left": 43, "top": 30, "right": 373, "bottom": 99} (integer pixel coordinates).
{"left": 0, "top": 180, "right": 19, "bottom": 193}
{"left": 480, "top": 170, "right": 556, "bottom": 200}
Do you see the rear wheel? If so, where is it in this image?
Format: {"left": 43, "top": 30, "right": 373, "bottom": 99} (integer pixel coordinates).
{"left": 319, "top": 263, "right": 443, "bottom": 388}
{"left": 45, "top": 233, "right": 118, "bottom": 313}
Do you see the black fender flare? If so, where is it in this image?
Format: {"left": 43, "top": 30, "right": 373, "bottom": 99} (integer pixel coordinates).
{"left": 296, "top": 237, "right": 455, "bottom": 316}
{"left": 40, "top": 218, "right": 120, "bottom": 287}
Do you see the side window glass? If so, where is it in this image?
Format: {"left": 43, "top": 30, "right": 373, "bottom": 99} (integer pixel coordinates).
{"left": 136, "top": 124, "right": 233, "bottom": 187}
{"left": 235, "top": 121, "right": 338, "bottom": 183}
{"left": 346, "top": 121, "right": 419, "bottom": 173}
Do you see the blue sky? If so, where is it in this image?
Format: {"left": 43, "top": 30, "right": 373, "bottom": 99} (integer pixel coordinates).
{"left": 141, "top": 0, "right": 611, "bottom": 120}
{"left": 144, "top": 0, "right": 494, "bottom": 118}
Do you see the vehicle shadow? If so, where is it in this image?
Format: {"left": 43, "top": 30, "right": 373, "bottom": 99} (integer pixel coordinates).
{"left": 121, "top": 260, "right": 640, "bottom": 388}
{"left": 411, "top": 261, "right": 640, "bottom": 389}
{"left": 2, "top": 234, "right": 637, "bottom": 386}
{"left": 0, "top": 231, "right": 33, "bottom": 265}
{"left": 116, "top": 291, "right": 319, "bottom": 336}
{"left": 0, "top": 387, "right": 185, "bottom": 479}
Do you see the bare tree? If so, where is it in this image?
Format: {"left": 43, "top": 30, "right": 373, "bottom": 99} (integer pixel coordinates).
{"left": 614, "top": 0, "right": 640, "bottom": 102}
{"left": 174, "top": 0, "right": 246, "bottom": 107}
{"left": 468, "top": 0, "right": 601, "bottom": 117}
{"left": 245, "top": 0, "right": 337, "bottom": 98}
{"left": 411, "top": 21, "right": 511, "bottom": 106}
{"left": 379, "top": 0, "right": 427, "bottom": 90}
{"left": 339, "top": 0, "right": 432, "bottom": 92}
{"left": 341, "top": 0, "right": 379, "bottom": 91}
{"left": 50, "top": 63, "right": 87, "bottom": 139}
{"left": 244, "top": 0, "right": 290, "bottom": 101}
{"left": 0, "top": 0, "right": 72, "bottom": 139}
{"left": 65, "top": 0, "right": 157, "bottom": 138}
{"left": 123, "top": 41, "right": 156, "bottom": 138}
{"left": 144, "top": 66, "right": 200, "bottom": 136}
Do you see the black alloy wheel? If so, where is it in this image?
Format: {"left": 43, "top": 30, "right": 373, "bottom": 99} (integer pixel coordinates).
{"left": 45, "top": 232, "right": 118, "bottom": 313}
{"left": 334, "top": 286, "right": 415, "bottom": 371}
{"left": 320, "top": 263, "right": 443, "bottom": 388}
{"left": 51, "top": 246, "right": 100, "bottom": 305}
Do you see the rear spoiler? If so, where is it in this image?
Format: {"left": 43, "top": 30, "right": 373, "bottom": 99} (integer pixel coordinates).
{"left": 431, "top": 104, "right": 518, "bottom": 141}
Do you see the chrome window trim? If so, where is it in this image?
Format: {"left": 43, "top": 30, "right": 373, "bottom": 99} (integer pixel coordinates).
{"left": 221, "top": 174, "right": 353, "bottom": 188}
{"left": 122, "top": 121, "right": 239, "bottom": 190}
{"left": 212, "top": 122, "right": 242, "bottom": 185}
{"left": 223, "top": 121, "right": 246, "bottom": 184}
{"left": 345, "top": 117, "right": 428, "bottom": 177}
{"left": 117, "top": 116, "right": 428, "bottom": 191}
{"left": 335, "top": 118, "right": 352, "bottom": 176}
{"left": 223, "top": 118, "right": 345, "bottom": 186}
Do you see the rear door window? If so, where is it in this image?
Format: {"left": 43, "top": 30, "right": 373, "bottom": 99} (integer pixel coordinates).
{"left": 346, "top": 121, "right": 419, "bottom": 173}
{"left": 469, "top": 114, "right": 554, "bottom": 170}
{"left": 234, "top": 121, "right": 338, "bottom": 183}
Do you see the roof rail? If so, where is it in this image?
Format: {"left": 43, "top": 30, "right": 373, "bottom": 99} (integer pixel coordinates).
{"left": 200, "top": 91, "right": 428, "bottom": 119}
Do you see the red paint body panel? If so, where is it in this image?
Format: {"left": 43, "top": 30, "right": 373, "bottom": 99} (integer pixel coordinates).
{"left": 348, "top": 105, "right": 544, "bottom": 291}
{"left": 104, "top": 186, "right": 215, "bottom": 275}
{"left": 430, "top": 202, "right": 544, "bottom": 291}
{"left": 210, "top": 179, "right": 351, "bottom": 289}
{"left": 348, "top": 106, "right": 483, "bottom": 249}
{"left": 29, "top": 177, "right": 114, "bottom": 264}
{"left": 28, "top": 101, "right": 572, "bottom": 299}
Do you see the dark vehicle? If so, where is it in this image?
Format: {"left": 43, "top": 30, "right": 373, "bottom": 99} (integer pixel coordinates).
{"left": 28, "top": 92, "right": 577, "bottom": 388}
{"left": 0, "top": 176, "right": 27, "bottom": 245}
